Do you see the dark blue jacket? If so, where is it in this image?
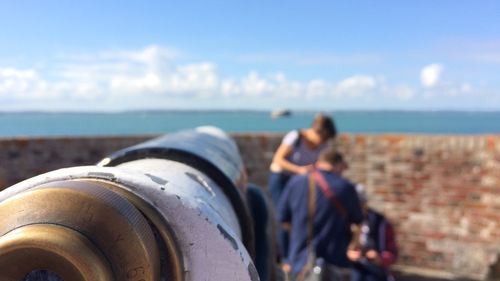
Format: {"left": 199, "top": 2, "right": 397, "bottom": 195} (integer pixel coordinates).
{"left": 277, "top": 170, "right": 363, "bottom": 274}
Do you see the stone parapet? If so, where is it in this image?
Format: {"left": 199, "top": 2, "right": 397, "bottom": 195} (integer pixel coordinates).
{"left": 0, "top": 133, "right": 499, "bottom": 280}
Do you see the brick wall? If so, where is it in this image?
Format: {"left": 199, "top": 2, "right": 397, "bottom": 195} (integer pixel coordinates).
{"left": 0, "top": 133, "right": 499, "bottom": 280}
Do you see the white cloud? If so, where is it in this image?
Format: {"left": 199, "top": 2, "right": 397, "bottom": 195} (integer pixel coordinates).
{"left": 221, "top": 79, "right": 241, "bottom": 97}
{"left": 305, "top": 79, "right": 329, "bottom": 99}
{"left": 271, "top": 73, "right": 304, "bottom": 98}
{"left": 241, "top": 71, "right": 274, "bottom": 96}
{"left": 223, "top": 72, "right": 312, "bottom": 99}
{"left": 393, "top": 85, "right": 415, "bottom": 100}
{"left": 60, "top": 45, "right": 178, "bottom": 65}
{"left": 114, "top": 45, "right": 177, "bottom": 65}
{"left": 224, "top": 72, "right": 316, "bottom": 99}
{"left": 420, "top": 63, "right": 444, "bottom": 88}
{"left": 334, "top": 75, "right": 377, "bottom": 97}
{"left": 110, "top": 72, "right": 162, "bottom": 94}
{"left": 0, "top": 68, "right": 55, "bottom": 100}
{"left": 167, "top": 63, "right": 219, "bottom": 94}
{"left": 0, "top": 53, "right": 395, "bottom": 107}
{"left": 0, "top": 46, "right": 480, "bottom": 110}
{"left": 445, "top": 82, "right": 475, "bottom": 97}
{"left": 107, "top": 60, "right": 221, "bottom": 97}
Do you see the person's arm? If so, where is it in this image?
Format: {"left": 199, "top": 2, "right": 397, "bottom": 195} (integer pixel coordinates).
{"left": 347, "top": 182, "right": 364, "bottom": 225}
{"left": 347, "top": 224, "right": 363, "bottom": 262}
{"left": 380, "top": 221, "right": 398, "bottom": 268}
{"left": 272, "top": 131, "right": 311, "bottom": 175}
{"left": 346, "top": 182, "right": 365, "bottom": 262}
{"left": 364, "top": 218, "right": 398, "bottom": 267}
{"left": 272, "top": 143, "right": 309, "bottom": 175}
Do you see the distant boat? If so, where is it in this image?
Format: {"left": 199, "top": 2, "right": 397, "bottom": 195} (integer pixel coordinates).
{"left": 271, "top": 109, "right": 292, "bottom": 119}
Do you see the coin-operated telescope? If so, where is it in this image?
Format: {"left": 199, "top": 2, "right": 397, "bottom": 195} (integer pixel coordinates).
{"left": 0, "top": 127, "right": 275, "bottom": 281}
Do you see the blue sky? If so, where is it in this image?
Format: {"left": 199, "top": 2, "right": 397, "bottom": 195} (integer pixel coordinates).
{"left": 0, "top": 0, "right": 499, "bottom": 111}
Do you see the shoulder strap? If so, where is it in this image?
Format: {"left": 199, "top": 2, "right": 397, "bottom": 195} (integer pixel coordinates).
{"left": 312, "top": 170, "right": 347, "bottom": 219}
{"left": 307, "top": 174, "right": 316, "bottom": 249}
{"left": 293, "top": 129, "right": 302, "bottom": 148}
{"left": 296, "top": 174, "right": 317, "bottom": 281}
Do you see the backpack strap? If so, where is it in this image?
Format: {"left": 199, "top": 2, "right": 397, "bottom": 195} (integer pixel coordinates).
{"left": 296, "top": 174, "right": 317, "bottom": 281}
{"left": 306, "top": 173, "right": 316, "bottom": 252}
{"left": 312, "top": 170, "right": 347, "bottom": 219}
{"left": 293, "top": 129, "right": 302, "bottom": 149}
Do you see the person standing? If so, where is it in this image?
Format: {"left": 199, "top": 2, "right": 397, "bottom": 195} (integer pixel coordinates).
{"left": 269, "top": 114, "right": 337, "bottom": 204}
{"left": 277, "top": 148, "right": 363, "bottom": 279}
{"left": 269, "top": 113, "right": 337, "bottom": 260}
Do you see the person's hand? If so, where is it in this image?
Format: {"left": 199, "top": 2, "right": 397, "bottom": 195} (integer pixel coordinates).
{"left": 297, "top": 166, "right": 308, "bottom": 175}
{"left": 347, "top": 249, "right": 362, "bottom": 261}
{"left": 297, "top": 165, "right": 314, "bottom": 175}
{"left": 366, "top": 250, "right": 381, "bottom": 265}
{"left": 281, "top": 222, "right": 291, "bottom": 232}
{"left": 282, "top": 263, "right": 291, "bottom": 273}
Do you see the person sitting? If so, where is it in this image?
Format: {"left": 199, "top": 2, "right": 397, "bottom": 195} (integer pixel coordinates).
{"left": 347, "top": 185, "right": 398, "bottom": 281}
{"left": 276, "top": 148, "right": 363, "bottom": 280}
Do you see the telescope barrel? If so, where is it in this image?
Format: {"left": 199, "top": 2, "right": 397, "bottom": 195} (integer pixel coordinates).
{"left": 0, "top": 127, "right": 261, "bottom": 281}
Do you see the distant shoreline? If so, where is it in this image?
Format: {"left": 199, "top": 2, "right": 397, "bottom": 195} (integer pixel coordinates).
{"left": 1, "top": 109, "right": 500, "bottom": 114}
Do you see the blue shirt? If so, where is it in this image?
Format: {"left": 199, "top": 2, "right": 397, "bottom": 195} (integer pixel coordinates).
{"left": 277, "top": 170, "right": 363, "bottom": 274}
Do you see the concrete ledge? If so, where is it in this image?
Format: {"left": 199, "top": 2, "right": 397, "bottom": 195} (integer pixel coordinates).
{"left": 393, "top": 265, "right": 474, "bottom": 281}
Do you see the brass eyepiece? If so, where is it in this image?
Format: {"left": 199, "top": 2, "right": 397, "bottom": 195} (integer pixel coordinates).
{"left": 0, "top": 224, "right": 113, "bottom": 281}
{"left": 0, "top": 180, "right": 160, "bottom": 281}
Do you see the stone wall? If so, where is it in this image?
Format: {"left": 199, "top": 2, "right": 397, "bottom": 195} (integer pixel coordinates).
{"left": 0, "top": 133, "right": 499, "bottom": 280}
{"left": 0, "top": 135, "right": 151, "bottom": 188}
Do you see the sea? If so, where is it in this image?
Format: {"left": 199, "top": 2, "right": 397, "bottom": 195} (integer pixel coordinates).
{"left": 0, "top": 111, "right": 499, "bottom": 137}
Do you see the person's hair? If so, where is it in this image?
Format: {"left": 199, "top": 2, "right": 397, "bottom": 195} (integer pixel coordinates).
{"left": 318, "top": 146, "right": 344, "bottom": 166}
{"left": 311, "top": 113, "right": 337, "bottom": 139}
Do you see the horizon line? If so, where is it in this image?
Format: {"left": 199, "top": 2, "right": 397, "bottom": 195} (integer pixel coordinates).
{"left": 1, "top": 108, "right": 500, "bottom": 114}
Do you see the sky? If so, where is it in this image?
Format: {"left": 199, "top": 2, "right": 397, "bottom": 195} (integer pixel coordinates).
{"left": 0, "top": 0, "right": 499, "bottom": 111}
